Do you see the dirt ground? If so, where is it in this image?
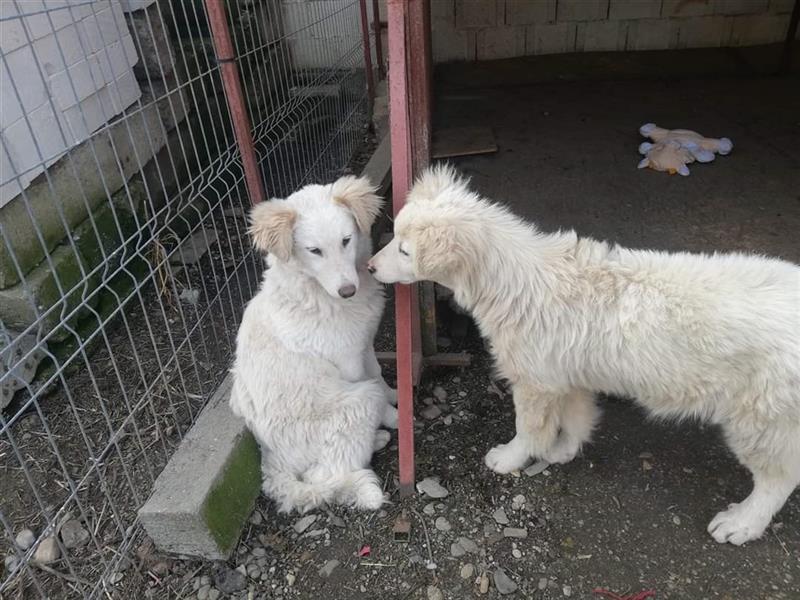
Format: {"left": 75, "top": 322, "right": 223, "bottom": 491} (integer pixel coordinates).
{"left": 117, "top": 50, "right": 800, "bottom": 600}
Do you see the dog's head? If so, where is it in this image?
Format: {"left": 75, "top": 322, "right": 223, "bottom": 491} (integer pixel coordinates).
{"left": 367, "top": 165, "right": 478, "bottom": 287}
{"left": 249, "top": 176, "right": 382, "bottom": 298}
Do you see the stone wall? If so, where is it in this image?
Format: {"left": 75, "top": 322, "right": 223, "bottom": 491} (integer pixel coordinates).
{"left": 424, "top": 0, "right": 796, "bottom": 62}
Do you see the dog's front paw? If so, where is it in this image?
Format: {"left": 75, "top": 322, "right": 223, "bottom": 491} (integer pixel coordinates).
{"left": 354, "top": 484, "right": 385, "bottom": 511}
{"left": 385, "top": 387, "right": 398, "bottom": 406}
{"left": 707, "top": 503, "right": 769, "bottom": 545}
{"left": 542, "top": 437, "right": 579, "bottom": 464}
{"left": 381, "top": 404, "right": 398, "bottom": 429}
{"left": 373, "top": 429, "right": 391, "bottom": 452}
{"left": 485, "top": 442, "right": 529, "bottom": 474}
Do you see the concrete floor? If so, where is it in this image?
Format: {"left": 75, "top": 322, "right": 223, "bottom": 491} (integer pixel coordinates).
{"left": 428, "top": 47, "right": 800, "bottom": 597}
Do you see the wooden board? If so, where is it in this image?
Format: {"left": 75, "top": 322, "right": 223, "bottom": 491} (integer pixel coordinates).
{"left": 432, "top": 126, "right": 498, "bottom": 159}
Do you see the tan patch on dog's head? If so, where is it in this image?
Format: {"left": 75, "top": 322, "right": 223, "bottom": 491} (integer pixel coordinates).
{"left": 410, "top": 221, "right": 470, "bottom": 282}
{"left": 249, "top": 201, "right": 297, "bottom": 261}
{"left": 332, "top": 175, "right": 382, "bottom": 233}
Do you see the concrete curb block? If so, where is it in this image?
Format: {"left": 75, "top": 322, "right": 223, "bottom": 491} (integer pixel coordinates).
{"left": 138, "top": 375, "right": 261, "bottom": 560}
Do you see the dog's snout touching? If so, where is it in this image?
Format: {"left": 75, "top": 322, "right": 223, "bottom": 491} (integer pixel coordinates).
{"left": 338, "top": 284, "right": 357, "bottom": 298}
{"left": 366, "top": 263, "right": 376, "bottom": 274}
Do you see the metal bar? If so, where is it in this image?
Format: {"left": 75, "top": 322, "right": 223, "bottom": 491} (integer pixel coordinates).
{"left": 359, "top": 0, "right": 376, "bottom": 114}
{"left": 372, "top": 0, "right": 385, "bottom": 79}
{"left": 386, "top": 0, "right": 418, "bottom": 497}
{"left": 205, "top": 0, "right": 266, "bottom": 207}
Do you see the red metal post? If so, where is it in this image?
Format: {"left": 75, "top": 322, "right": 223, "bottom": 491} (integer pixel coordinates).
{"left": 205, "top": 0, "right": 266, "bottom": 207}
{"left": 372, "top": 0, "right": 385, "bottom": 79}
{"left": 386, "top": 0, "right": 420, "bottom": 496}
{"left": 359, "top": 0, "right": 376, "bottom": 109}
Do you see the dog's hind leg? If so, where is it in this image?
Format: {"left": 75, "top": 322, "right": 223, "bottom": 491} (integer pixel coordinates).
{"left": 543, "top": 390, "right": 600, "bottom": 464}
{"left": 708, "top": 420, "right": 800, "bottom": 545}
{"left": 485, "top": 382, "right": 563, "bottom": 474}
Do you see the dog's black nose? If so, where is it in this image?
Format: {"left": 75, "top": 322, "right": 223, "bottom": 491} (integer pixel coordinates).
{"left": 338, "top": 284, "right": 356, "bottom": 298}
{"left": 367, "top": 264, "right": 376, "bottom": 274}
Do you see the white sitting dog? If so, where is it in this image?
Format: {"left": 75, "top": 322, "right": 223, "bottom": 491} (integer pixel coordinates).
{"left": 368, "top": 166, "right": 800, "bottom": 545}
{"left": 231, "top": 176, "right": 397, "bottom": 513}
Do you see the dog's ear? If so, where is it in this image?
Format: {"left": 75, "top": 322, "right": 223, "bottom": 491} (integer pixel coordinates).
{"left": 332, "top": 176, "right": 382, "bottom": 233}
{"left": 248, "top": 200, "right": 297, "bottom": 261}
{"left": 414, "top": 223, "right": 469, "bottom": 281}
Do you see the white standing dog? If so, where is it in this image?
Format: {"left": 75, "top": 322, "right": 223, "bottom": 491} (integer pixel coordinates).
{"left": 368, "top": 166, "right": 800, "bottom": 545}
{"left": 231, "top": 176, "right": 397, "bottom": 513}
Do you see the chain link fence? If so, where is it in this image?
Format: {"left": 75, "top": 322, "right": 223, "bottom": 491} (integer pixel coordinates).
{"left": 0, "top": 0, "right": 376, "bottom": 597}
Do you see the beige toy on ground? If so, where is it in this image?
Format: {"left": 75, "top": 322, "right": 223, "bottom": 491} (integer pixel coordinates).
{"left": 637, "top": 123, "right": 733, "bottom": 176}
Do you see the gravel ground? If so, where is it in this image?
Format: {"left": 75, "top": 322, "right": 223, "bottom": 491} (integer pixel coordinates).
{"left": 121, "top": 302, "right": 798, "bottom": 600}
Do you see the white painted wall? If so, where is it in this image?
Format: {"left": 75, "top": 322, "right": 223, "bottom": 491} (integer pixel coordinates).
{"left": 0, "top": 0, "right": 142, "bottom": 207}
{"left": 281, "top": 0, "right": 374, "bottom": 70}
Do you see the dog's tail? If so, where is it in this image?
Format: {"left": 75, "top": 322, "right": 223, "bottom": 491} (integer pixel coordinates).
{"left": 263, "top": 467, "right": 384, "bottom": 514}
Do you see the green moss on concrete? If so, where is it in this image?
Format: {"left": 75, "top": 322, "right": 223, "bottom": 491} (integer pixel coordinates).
{"left": 201, "top": 431, "right": 261, "bottom": 556}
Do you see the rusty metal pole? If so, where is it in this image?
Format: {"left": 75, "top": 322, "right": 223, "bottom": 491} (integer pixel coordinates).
{"left": 386, "top": 0, "right": 419, "bottom": 496}
{"left": 359, "top": 0, "right": 376, "bottom": 114}
{"left": 205, "top": 0, "right": 266, "bottom": 207}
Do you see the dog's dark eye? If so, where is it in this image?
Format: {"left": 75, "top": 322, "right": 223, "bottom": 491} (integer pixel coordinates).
{"left": 342, "top": 236, "right": 351, "bottom": 247}
{"left": 308, "top": 248, "right": 322, "bottom": 256}
{"left": 399, "top": 246, "right": 409, "bottom": 257}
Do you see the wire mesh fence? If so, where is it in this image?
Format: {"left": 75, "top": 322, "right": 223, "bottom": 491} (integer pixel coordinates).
{"left": 0, "top": 0, "right": 378, "bottom": 597}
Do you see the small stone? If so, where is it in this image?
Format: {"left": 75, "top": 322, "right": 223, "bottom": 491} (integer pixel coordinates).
{"left": 247, "top": 564, "right": 261, "bottom": 578}
{"left": 61, "top": 520, "right": 89, "bottom": 549}
{"left": 416, "top": 477, "right": 449, "bottom": 499}
{"left": 511, "top": 494, "right": 526, "bottom": 510}
{"left": 33, "top": 537, "right": 60, "bottom": 564}
{"left": 15, "top": 529, "right": 35, "bottom": 551}
{"left": 460, "top": 563, "right": 475, "bottom": 579}
{"left": 435, "top": 517, "right": 451, "bottom": 532}
{"left": 433, "top": 386, "right": 447, "bottom": 401}
{"left": 423, "top": 397, "right": 434, "bottom": 406}
{"left": 427, "top": 585, "right": 444, "bottom": 600}
{"left": 456, "top": 537, "right": 479, "bottom": 554}
{"left": 109, "top": 572, "right": 124, "bottom": 585}
{"left": 641, "top": 459, "right": 653, "bottom": 471}
{"left": 4, "top": 555, "right": 18, "bottom": 573}
{"left": 286, "top": 572, "right": 296, "bottom": 586}
{"left": 458, "top": 391, "right": 467, "bottom": 398}
{"left": 319, "top": 559, "right": 340, "bottom": 578}
{"left": 493, "top": 568, "right": 518, "bottom": 595}
{"left": 215, "top": 568, "right": 247, "bottom": 594}
{"left": 252, "top": 547, "right": 267, "bottom": 557}
{"left": 503, "top": 527, "right": 528, "bottom": 539}
{"left": 478, "top": 572, "right": 490, "bottom": 594}
{"left": 197, "top": 585, "right": 211, "bottom": 600}
{"left": 563, "top": 585, "right": 573, "bottom": 597}
{"left": 524, "top": 461, "right": 550, "bottom": 477}
{"left": 293, "top": 515, "right": 317, "bottom": 534}
{"left": 235, "top": 565, "right": 247, "bottom": 576}
{"left": 179, "top": 288, "right": 200, "bottom": 305}
{"left": 208, "top": 589, "right": 220, "bottom": 600}
{"left": 492, "top": 508, "right": 509, "bottom": 525}
{"left": 639, "top": 452, "right": 653, "bottom": 459}
{"left": 249, "top": 511, "right": 263, "bottom": 525}
{"left": 306, "top": 528, "right": 326, "bottom": 538}
{"left": 672, "top": 515, "right": 682, "bottom": 525}
{"left": 512, "top": 548, "right": 522, "bottom": 558}
{"left": 451, "top": 542, "right": 466, "bottom": 557}
{"left": 538, "top": 578, "right": 549, "bottom": 590}
{"left": 421, "top": 405, "right": 442, "bottom": 420}
{"left": 423, "top": 502, "right": 436, "bottom": 516}
{"left": 443, "top": 415, "right": 453, "bottom": 426}
{"left": 328, "top": 515, "right": 346, "bottom": 528}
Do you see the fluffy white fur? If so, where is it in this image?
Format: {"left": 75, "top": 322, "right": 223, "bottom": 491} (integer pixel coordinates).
{"left": 368, "top": 165, "right": 800, "bottom": 545}
{"left": 231, "top": 176, "right": 397, "bottom": 514}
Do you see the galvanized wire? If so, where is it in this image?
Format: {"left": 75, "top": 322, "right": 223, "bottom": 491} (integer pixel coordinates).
{"left": 0, "top": 1, "right": 377, "bottom": 597}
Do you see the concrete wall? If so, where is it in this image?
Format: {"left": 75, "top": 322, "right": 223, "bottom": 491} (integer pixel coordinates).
{"left": 427, "top": 0, "right": 796, "bottom": 62}
{"left": 0, "top": 0, "right": 142, "bottom": 207}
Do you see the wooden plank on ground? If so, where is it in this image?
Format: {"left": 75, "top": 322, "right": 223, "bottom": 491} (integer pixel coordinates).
{"left": 432, "top": 126, "right": 497, "bottom": 159}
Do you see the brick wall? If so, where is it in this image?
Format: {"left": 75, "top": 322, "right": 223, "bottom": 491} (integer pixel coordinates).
{"left": 429, "top": 0, "right": 795, "bottom": 63}
{"left": 0, "top": 0, "right": 143, "bottom": 206}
